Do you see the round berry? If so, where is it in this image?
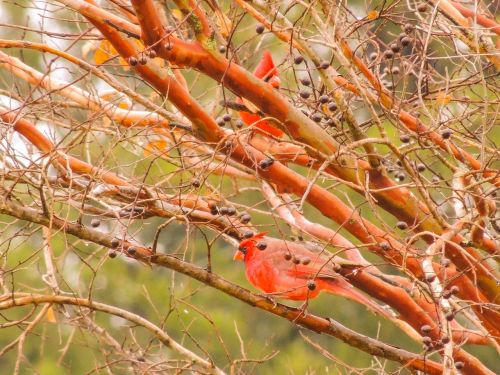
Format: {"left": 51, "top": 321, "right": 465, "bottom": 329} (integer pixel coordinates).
{"left": 235, "top": 119, "right": 244, "bottom": 128}
{"left": 380, "top": 242, "right": 390, "bottom": 251}
{"left": 450, "top": 285, "right": 459, "bottom": 295}
{"left": 426, "top": 274, "right": 436, "bottom": 283}
{"left": 240, "top": 214, "right": 251, "bottom": 224}
{"left": 91, "top": 219, "right": 100, "bottom": 227}
{"left": 311, "top": 113, "right": 322, "bottom": 122}
{"left": 396, "top": 172, "right": 406, "bottom": 181}
{"left": 391, "top": 66, "right": 400, "bottom": 75}
{"left": 421, "top": 325, "right": 432, "bottom": 333}
{"left": 108, "top": 251, "right": 117, "bottom": 258}
{"left": 455, "top": 361, "right": 464, "bottom": 370}
{"left": 128, "top": 246, "right": 137, "bottom": 255}
{"left": 227, "top": 207, "right": 236, "bottom": 216}
{"left": 369, "top": 52, "right": 378, "bottom": 61}
{"left": 244, "top": 231, "right": 254, "bottom": 239}
{"left": 217, "top": 117, "right": 226, "bottom": 126}
{"left": 191, "top": 179, "right": 201, "bottom": 188}
{"left": 111, "top": 238, "right": 120, "bottom": 248}
{"left": 256, "top": 241, "right": 267, "bottom": 250}
{"left": 255, "top": 24, "right": 265, "bottom": 34}
{"left": 223, "top": 114, "right": 231, "bottom": 122}
{"left": 441, "top": 336, "right": 450, "bottom": 344}
{"left": 390, "top": 43, "right": 400, "bottom": 53}
{"left": 417, "top": 3, "right": 428, "bottom": 12}
{"left": 292, "top": 257, "right": 300, "bottom": 264}
{"left": 219, "top": 45, "right": 226, "bottom": 54}
{"left": 400, "top": 134, "right": 410, "bottom": 143}
{"left": 404, "top": 24, "right": 414, "bottom": 33}
{"left": 416, "top": 163, "right": 426, "bottom": 172}
{"left": 284, "top": 252, "right": 292, "bottom": 261}
{"left": 319, "top": 95, "right": 329, "bottom": 104}
{"left": 128, "top": 56, "right": 138, "bottom": 66}
{"left": 219, "top": 207, "right": 229, "bottom": 215}
{"left": 148, "top": 50, "right": 157, "bottom": 58}
{"left": 384, "top": 50, "right": 394, "bottom": 59}
{"left": 299, "top": 90, "right": 311, "bottom": 99}
{"left": 396, "top": 221, "right": 408, "bottom": 230}
{"left": 139, "top": 56, "right": 148, "bottom": 65}
{"left": 300, "top": 77, "right": 311, "bottom": 86}
{"left": 445, "top": 311, "right": 454, "bottom": 321}
{"left": 441, "top": 258, "right": 451, "bottom": 267}
{"left": 294, "top": 55, "right": 304, "bottom": 64}
{"left": 301, "top": 257, "right": 311, "bottom": 265}
{"left": 307, "top": 280, "right": 316, "bottom": 290}
{"left": 327, "top": 102, "right": 337, "bottom": 112}
{"left": 441, "top": 129, "right": 452, "bottom": 139}
{"left": 401, "top": 37, "right": 412, "bottom": 47}
{"left": 320, "top": 60, "right": 330, "bottom": 69}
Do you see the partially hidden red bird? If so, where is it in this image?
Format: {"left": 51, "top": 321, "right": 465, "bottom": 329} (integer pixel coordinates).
{"left": 237, "top": 51, "right": 284, "bottom": 138}
{"left": 234, "top": 233, "right": 389, "bottom": 317}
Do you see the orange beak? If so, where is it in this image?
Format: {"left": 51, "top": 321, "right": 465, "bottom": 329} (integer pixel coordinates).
{"left": 233, "top": 250, "right": 244, "bottom": 261}
{"left": 269, "top": 76, "right": 281, "bottom": 89}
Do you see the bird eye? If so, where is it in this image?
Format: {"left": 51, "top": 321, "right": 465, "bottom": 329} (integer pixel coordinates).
{"left": 240, "top": 246, "right": 247, "bottom": 254}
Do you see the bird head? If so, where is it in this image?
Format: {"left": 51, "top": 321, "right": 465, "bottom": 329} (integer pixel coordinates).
{"left": 233, "top": 232, "right": 267, "bottom": 261}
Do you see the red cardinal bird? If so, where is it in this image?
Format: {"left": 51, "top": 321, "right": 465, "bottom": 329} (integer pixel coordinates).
{"left": 237, "top": 51, "right": 284, "bottom": 138}
{"left": 234, "top": 233, "right": 389, "bottom": 316}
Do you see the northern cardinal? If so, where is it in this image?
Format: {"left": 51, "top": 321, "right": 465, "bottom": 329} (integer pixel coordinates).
{"left": 234, "top": 233, "right": 389, "bottom": 317}
{"left": 237, "top": 51, "right": 284, "bottom": 138}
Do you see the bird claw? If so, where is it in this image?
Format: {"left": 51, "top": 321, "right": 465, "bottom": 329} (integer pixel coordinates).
{"left": 259, "top": 293, "right": 278, "bottom": 308}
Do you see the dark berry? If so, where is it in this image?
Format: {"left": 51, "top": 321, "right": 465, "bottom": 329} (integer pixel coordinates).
{"left": 400, "top": 134, "right": 410, "bottom": 143}
{"left": 450, "top": 285, "right": 459, "bottom": 295}
{"left": 223, "top": 114, "right": 231, "bottom": 122}
{"left": 300, "top": 77, "right": 311, "bottom": 86}
{"left": 235, "top": 119, "right": 244, "bottom": 128}
{"left": 284, "top": 253, "right": 292, "bottom": 261}
{"left": 219, "top": 45, "right": 226, "bottom": 54}
{"left": 396, "top": 221, "right": 408, "bottom": 230}
{"left": 441, "top": 336, "right": 450, "bottom": 344}
{"left": 320, "top": 60, "right": 330, "bottom": 69}
{"left": 217, "top": 117, "right": 226, "bottom": 126}
{"left": 108, "top": 251, "right": 117, "bottom": 258}
{"left": 404, "top": 24, "right": 414, "bottom": 33}
{"left": 292, "top": 257, "right": 300, "bottom": 264}
{"left": 391, "top": 66, "right": 400, "bottom": 75}
{"left": 91, "top": 219, "right": 100, "bottom": 227}
{"left": 128, "top": 56, "right": 138, "bottom": 66}
{"left": 227, "top": 207, "right": 236, "bottom": 216}
{"left": 139, "top": 56, "right": 147, "bottom": 65}
{"left": 191, "top": 179, "right": 201, "bottom": 188}
{"left": 301, "top": 257, "right": 311, "bottom": 265}
{"left": 148, "top": 50, "right": 157, "bottom": 58}
{"left": 307, "top": 280, "right": 316, "bottom": 290}
{"left": 311, "top": 113, "right": 322, "bottom": 122}
{"left": 401, "top": 37, "right": 412, "bottom": 47}
{"left": 219, "top": 207, "right": 229, "bottom": 215}
{"left": 294, "top": 55, "right": 304, "bottom": 64}
{"left": 426, "top": 274, "right": 436, "bottom": 283}
{"left": 396, "top": 172, "right": 406, "bottom": 181}
{"left": 417, "top": 163, "right": 426, "bottom": 172}
{"left": 390, "top": 43, "right": 400, "bottom": 53}
{"left": 256, "top": 241, "right": 267, "bottom": 250}
{"left": 369, "top": 52, "right": 378, "bottom": 61}
{"left": 255, "top": 24, "right": 265, "bottom": 34}
{"left": 128, "top": 247, "right": 137, "bottom": 255}
{"left": 327, "top": 102, "right": 337, "bottom": 111}
{"left": 380, "top": 242, "right": 390, "bottom": 251}
{"left": 441, "top": 257, "right": 451, "bottom": 267}
{"left": 445, "top": 311, "right": 454, "bottom": 321}
{"left": 244, "top": 231, "right": 254, "bottom": 239}
{"left": 422, "top": 336, "right": 432, "bottom": 345}
{"left": 240, "top": 214, "right": 251, "bottom": 224}
{"left": 299, "top": 90, "right": 311, "bottom": 99}
{"left": 259, "top": 157, "right": 274, "bottom": 169}
{"left": 319, "top": 95, "right": 329, "bottom": 104}
{"left": 384, "top": 50, "right": 394, "bottom": 59}
{"left": 111, "top": 238, "right": 120, "bottom": 248}
{"left": 441, "top": 129, "right": 452, "bottom": 139}
{"left": 455, "top": 361, "right": 464, "bottom": 370}
{"left": 417, "top": 3, "right": 428, "bottom": 12}
{"left": 421, "top": 325, "right": 432, "bottom": 334}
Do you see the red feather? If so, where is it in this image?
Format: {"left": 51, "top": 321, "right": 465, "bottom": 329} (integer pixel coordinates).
{"left": 237, "top": 52, "right": 284, "bottom": 137}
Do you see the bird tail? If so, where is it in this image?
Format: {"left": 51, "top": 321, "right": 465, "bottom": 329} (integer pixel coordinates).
{"left": 319, "top": 278, "right": 392, "bottom": 320}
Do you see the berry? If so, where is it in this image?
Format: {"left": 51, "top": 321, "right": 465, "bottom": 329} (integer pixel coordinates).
{"left": 235, "top": 119, "right": 244, "bottom": 128}
{"left": 244, "top": 231, "right": 254, "bottom": 239}
{"left": 91, "top": 219, "right": 100, "bottom": 227}
{"left": 148, "top": 50, "right": 157, "bottom": 58}
{"left": 128, "top": 247, "right": 137, "bottom": 255}
{"left": 327, "top": 102, "right": 337, "bottom": 112}
{"left": 307, "top": 280, "right": 316, "bottom": 290}
{"left": 219, "top": 207, "right": 229, "bottom": 215}
{"left": 400, "top": 134, "right": 410, "bottom": 143}
{"left": 441, "top": 129, "right": 452, "bottom": 139}
{"left": 421, "top": 325, "right": 432, "bottom": 334}
{"left": 441, "top": 336, "right": 450, "bottom": 344}
{"left": 441, "top": 258, "right": 451, "bottom": 267}
{"left": 301, "top": 257, "right": 311, "bottom": 265}
{"left": 422, "top": 336, "right": 432, "bottom": 345}
{"left": 299, "top": 90, "right": 311, "bottom": 99}
{"left": 404, "top": 24, "right": 414, "bottom": 33}
{"left": 311, "top": 113, "right": 322, "bottom": 122}
{"left": 292, "top": 257, "right": 300, "bottom": 264}
{"left": 396, "top": 221, "right": 408, "bottom": 230}
{"left": 219, "top": 45, "right": 226, "bottom": 54}
{"left": 417, "top": 3, "right": 428, "bottom": 12}
{"left": 240, "top": 214, "right": 251, "bottom": 224}
{"left": 259, "top": 157, "right": 274, "bottom": 169}
{"left": 380, "top": 242, "right": 390, "bottom": 251}
{"left": 256, "top": 241, "right": 267, "bottom": 250}
{"left": 227, "top": 207, "right": 236, "bottom": 216}
{"left": 391, "top": 66, "right": 400, "bottom": 75}
{"left": 426, "top": 274, "right": 436, "bottom": 283}
{"left": 108, "top": 251, "right": 117, "bottom": 258}
{"left": 256, "top": 24, "right": 265, "bottom": 34}
{"left": 369, "top": 52, "right": 378, "bottom": 61}
{"left": 401, "top": 37, "right": 412, "bottom": 47}
{"left": 294, "top": 55, "right": 304, "bottom": 64}
{"left": 396, "top": 172, "right": 406, "bottom": 181}
{"left": 390, "top": 43, "right": 400, "bottom": 53}
{"left": 416, "top": 163, "right": 426, "bottom": 172}
{"left": 111, "top": 238, "right": 120, "bottom": 248}
{"left": 450, "top": 285, "right": 459, "bottom": 295}
{"left": 128, "top": 56, "right": 138, "bottom": 66}
{"left": 217, "top": 117, "right": 226, "bottom": 126}
{"left": 191, "top": 179, "right": 201, "bottom": 188}
{"left": 300, "top": 77, "right": 311, "bottom": 86}
{"left": 455, "top": 361, "right": 464, "bottom": 370}
{"left": 320, "top": 60, "right": 330, "bottom": 69}
{"left": 284, "top": 253, "right": 292, "bottom": 261}
{"left": 319, "top": 95, "right": 329, "bottom": 104}
{"left": 384, "top": 50, "right": 394, "bottom": 59}
{"left": 139, "top": 56, "right": 148, "bottom": 65}
{"left": 445, "top": 311, "right": 454, "bottom": 321}
{"left": 223, "top": 114, "right": 231, "bottom": 122}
